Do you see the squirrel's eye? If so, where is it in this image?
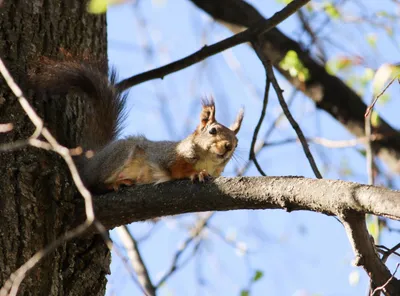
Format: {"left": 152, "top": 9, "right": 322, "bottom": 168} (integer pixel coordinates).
{"left": 209, "top": 127, "right": 217, "bottom": 135}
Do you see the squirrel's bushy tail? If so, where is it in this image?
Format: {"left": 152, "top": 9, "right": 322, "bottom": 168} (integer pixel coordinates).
{"left": 31, "top": 60, "right": 127, "bottom": 150}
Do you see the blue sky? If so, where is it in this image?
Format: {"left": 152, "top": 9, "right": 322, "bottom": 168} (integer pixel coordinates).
{"left": 105, "top": 1, "right": 400, "bottom": 295}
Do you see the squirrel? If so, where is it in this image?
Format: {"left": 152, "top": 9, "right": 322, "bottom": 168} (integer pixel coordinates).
{"left": 31, "top": 60, "right": 244, "bottom": 193}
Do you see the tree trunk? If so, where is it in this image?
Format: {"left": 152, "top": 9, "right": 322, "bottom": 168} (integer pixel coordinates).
{"left": 0, "top": 1, "right": 110, "bottom": 295}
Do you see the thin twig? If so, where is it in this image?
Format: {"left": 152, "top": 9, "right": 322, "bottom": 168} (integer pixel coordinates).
{"left": 249, "top": 75, "right": 270, "bottom": 176}
{"left": 254, "top": 48, "right": 322, "bottom": 179}
{"left": 365, "top": 76, "right": 398, "bottom": 117}
{"left": 370, "top": 264, "right": 400, "bottom": 296}
{"left": 235, "top": 90, "right": 298, "bottom": 176}
{"left": 116, "top": 0, "right": 311, "bottom": 91}
{"left": 0, "top": 139, "right": 30, "bottom": 152}
{"left": 365, "top": 98, "right": 375, "bottom": 186}
{"left": 376, "top": 245, "right": 400, "bottom": 258}
{"left": 207, "top": 225, "right": 254, "bottom": 254}
{"left": 95, "top": 221, "right": 149, "bottom": 296}
{"left": 387, "top": 227, "right": 400, "bottom": 234}
{"left": 381, "top": 243, "right": 400, "bottom": 263}
{"left": 155, "top": 212, "right": 214, "bottom": 288}
{"left": 297, "top": 9, "right": 327, "bottom": 63}
{"left": 0, "top": 123, "right": 13, "bottom": 133}
{"left": 263, "top": 134, "right": 384, "bottom": 149}
{"left": 365, "top": 88, "right": 378, "bottom": 296}
{"left": 116, "top": 226, "right": 156, "bottom": 296}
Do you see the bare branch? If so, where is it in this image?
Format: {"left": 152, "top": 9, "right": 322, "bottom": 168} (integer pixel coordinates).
{"left": 236, "top": 90, "right": 298, "bottom": 176}
{"left": 155, "top": 212, "right": 214, "bottom": 288}
{"left": 365, "top": 76, "right": 399, "bottom": 117}
{"left": 253, "top": 46, "right": 322, "bottom": 179}
{"left": 208, "top": 225, "right": 253, "bottom": 254}
{"left": 249, "top": 72, "right": 270, "bottom": 176}
{"left": 342, "top": 214, "right": 400, "bottom": 294}
{"left": 365, "top": 100, "right": 376, "bottom": 186}
{"left": 115, "top": 0, "right": 310, "bottom": 91}
{"left": 376, "top": 245, "right": 400, "bottom": 259}
{"left": 370, "top": 264, "right": 400, "bottom": 296}
{"left": 381, "top": 243, "right": 400, "bottom": 263}
{"left": 263, "top": 134, "right": 384, "bottom": 149}
{"left": 0, "top": 123, "right": 13, "bottom": 133}
{"left": 116, "top": 226, "right": 156, "bottom": 296}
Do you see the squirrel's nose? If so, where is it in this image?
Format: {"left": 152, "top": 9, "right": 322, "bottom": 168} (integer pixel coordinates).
{"left": 225, "top": 142, "right": 232, "bottom": 152}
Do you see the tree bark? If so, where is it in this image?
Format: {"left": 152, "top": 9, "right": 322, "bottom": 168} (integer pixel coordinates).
{"left": 72, "top": 176, "right": 400, "bottom": 229}
{"left": 0, "top": 1, "right": 110, "bottom": 295}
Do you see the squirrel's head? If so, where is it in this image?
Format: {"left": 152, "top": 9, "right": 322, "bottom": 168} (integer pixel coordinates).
{"left": 193, "top": 97, "right": 244, "bottom": 164}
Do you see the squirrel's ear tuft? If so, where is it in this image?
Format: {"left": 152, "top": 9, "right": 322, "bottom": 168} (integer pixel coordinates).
{"left": 230, "top": 108, "right": 244, "bottom": 134}
{"left": 199, "top": 96, "right": 216, "bottom": 128}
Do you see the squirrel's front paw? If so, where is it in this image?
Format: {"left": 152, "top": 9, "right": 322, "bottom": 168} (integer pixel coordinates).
{"left": 109, "top": 179, "right": 135, "bottom": 191}
{"left": 190, "top": 170, "right": 213, "bottom": 183}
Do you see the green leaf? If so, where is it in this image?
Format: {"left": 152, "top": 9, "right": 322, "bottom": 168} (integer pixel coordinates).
{"left": 385, "top": 26, "right": 394, "bottom": 37}
{"left": 336, "top": 57, "right": 352, "bottom": 70}
{"left": 325, "top": 60, "right": 336, "bottom": 75}
{"left": 376, "top": 11, "right": 389, "bottom": 17}
{"left": 371, "top": 110, "right": 381, "bottom": 128}
{"left": 367, "top": 216, "right": 380, "bottom": 242}
{"left": 240, "top": 290, "right": 250, "bottom": 296}
{"left": 324, "top": 2, "right": 340, "bottom": 19}
{"left": 279, "top": 50, "right": 310, "bottom": 82}
{"left": 358, "top": 149, "right": 367, "bottom": 157}
{"left": 377, "top": 93, "right": 390, "bottom": 105}
{"left": 360, "top": 68, "right": 375, "bottom": 87}
{"left": 305, "top": 3, "right": 314, "bottom": 13}
{"left": 326, "top": 56, "right": 355, "bottom": 75}
{"left": 87, "top": 0, "right": 108, "bottom": 14}
{"left": 372, "top": 63, "right": 400, "bottom": 96}
{"left": 87, "top": 0, "right": 126, "bottom": 14}
{"left": 366, "top": 34, "right": 377, "bottom": 48}
{"left": 252, "top": 270, "right": 264, "bottom": 282}
{"left": 339, "top": 158, "right": 353, "bottom": 177}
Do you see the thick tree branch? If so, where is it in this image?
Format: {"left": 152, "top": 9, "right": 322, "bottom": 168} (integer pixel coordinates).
{"left": 342, "top": 214, "right": 400, "bottom": 294}
{"left": 189, "top": 0, "right": 400, "bottom": 174}
{"left": 74, "top": 177, "right": 400, "bottom": 230}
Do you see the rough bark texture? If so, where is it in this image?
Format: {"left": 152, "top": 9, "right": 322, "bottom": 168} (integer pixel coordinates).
{"left": 190, "top": 0, "right": 400, "bottom": 174}
{"left": 0, "top": 1, "right": 110, "bottom": 295}
{"left": 74, "top": 176, "right": 400, "bottom": 229}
